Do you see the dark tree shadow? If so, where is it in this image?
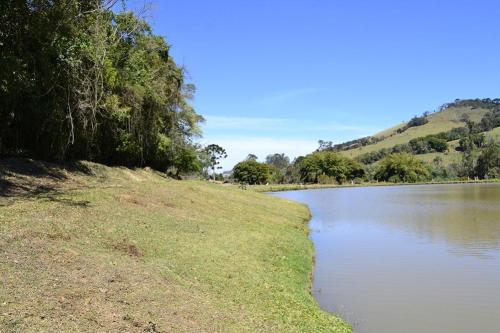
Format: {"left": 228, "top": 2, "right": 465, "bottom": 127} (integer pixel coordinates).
{"left": 0, "top": 158, "right": 93, "bottom": 207}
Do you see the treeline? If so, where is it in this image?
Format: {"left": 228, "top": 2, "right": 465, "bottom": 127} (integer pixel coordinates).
{"left": 231, "top": 152, "right": 365, "bottom": 185}
{"left": 230, "top": 106, "right": 500, "bottom": 184}
{"left": 438, "top": 98, "right": 500, "bottom": 111}
{"left": 231, "top": 151, "right": 431, "bottom": 185}
{"left": 230, "top": 143, "right": 500, "bottom": 185}
{"left": 0, "top": 1, "right": 203, "bottom": 174}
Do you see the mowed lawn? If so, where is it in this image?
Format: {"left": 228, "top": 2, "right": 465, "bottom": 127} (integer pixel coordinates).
{"left": 0, "top": 159, "right": 350, "bottom": 333}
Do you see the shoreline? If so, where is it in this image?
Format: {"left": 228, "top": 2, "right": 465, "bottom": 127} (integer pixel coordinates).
{"left": 249, "top": 178, "right": 500, "bottom": 193}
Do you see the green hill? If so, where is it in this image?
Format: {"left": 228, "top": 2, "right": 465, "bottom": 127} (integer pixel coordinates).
{"left": 337, "top": 99, "right": 500, "bottom": 167}
{"left": 0, "top": 159, "right": 350, "bottom": 333}
{"left": 342, "top": 105, "right": 488, "bottom": 159}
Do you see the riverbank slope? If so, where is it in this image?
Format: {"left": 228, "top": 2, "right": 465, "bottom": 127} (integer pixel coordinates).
{"left": 0, "top": 159, "right": 350, "bottom": 332}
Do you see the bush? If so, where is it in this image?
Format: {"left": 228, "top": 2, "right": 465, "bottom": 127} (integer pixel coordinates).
{"left": 447, "top": 127, "right": 468, "bottom": 141}
{"left": 475, "top": 143, "right": 500, "bottom": 179}
{"left": 397, "top": 115, "right": 429, "bottom": 134}
{"left": 233, "top": 160, "right": 271, "bottom": 185}
{"left": 407, "top": 115, "right": 429, "bottom": 128}
{"left": 299, "top": 151, "right": 364, "bottom": 184}
{"left": 427, "top": 137, "right": 448, "bottom": 152}
{"left": 374, "top": 153, "right": 430, "bottom": 183}
{"left": 409, "top": 135, "right": 448, "bottom": 154}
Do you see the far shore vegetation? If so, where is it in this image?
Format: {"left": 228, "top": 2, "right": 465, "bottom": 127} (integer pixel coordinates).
{"left": 229, "top": 99, "right": 500, "bottom": 187}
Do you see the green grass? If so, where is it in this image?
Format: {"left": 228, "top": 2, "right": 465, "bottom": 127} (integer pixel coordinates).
{"left": 0, "top": 159, "right": 351, "bottom": 333}
{"left": 341, "top": 106, "right": 490, "bottom": 159}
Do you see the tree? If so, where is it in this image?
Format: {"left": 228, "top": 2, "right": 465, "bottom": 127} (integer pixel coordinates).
{"left": 457, "top": 133, "right": 484, "bottom": 178}
{"left": 299, "top": 151, "right": 364, "bottom": 184}
{"left": 427, "top": 137, "right": 448, "bottom": 152}
{"left": 265, "top": 153, "right": 290, "bottom": 183}
{"left": 203, "top": 144, "right": 227, "bottom": 180}
{"left": 265, "top": 153, "right": 290, "bottom": 170}
{"left": 246, "top": 154, "right": 258, "bottom": 161}
{"left": 0, "top": 1, "right": 204, "bottom": 174}
{"left": 232, "top": 160, "right": 270, "bottom": 185}
{"left": 475, "top": 142, "right": 500, "bottom": 179}
{"left": 317, "top": 140, "right": 333, "bottom": 151}
{"left": 374, "top": 153, "right": 430, "bottom": 183}
{"left": 430, "top": 156, "right": 447, "bottom": 180}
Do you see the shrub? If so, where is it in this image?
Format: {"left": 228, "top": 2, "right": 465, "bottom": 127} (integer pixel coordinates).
{"left": 299, "top": 151, "right": 364, "bottom": 184}
{"left": 475, "top": 143, "right": 500, "bottom": 179}
{"left": 374, "top": 153, "right": 430, "bottom": 183}
{"left": 233, "top": 160, "right": 271, "bottom": 185}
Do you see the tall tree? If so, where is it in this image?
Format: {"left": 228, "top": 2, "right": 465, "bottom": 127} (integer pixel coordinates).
{"left": 203, "top": 144, "right": 227, "bottom": 180}
{"left": 265, "top": 153, "right": 290, "bottom": 170}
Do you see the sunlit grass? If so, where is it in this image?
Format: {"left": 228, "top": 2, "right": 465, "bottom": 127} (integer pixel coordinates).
{"left": 0, "top": 159, "right": 351, "bottom": 332}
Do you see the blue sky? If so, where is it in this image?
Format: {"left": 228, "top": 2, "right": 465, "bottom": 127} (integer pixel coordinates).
{"left": 132, "top": 0, "right": 500, "bottom": 169}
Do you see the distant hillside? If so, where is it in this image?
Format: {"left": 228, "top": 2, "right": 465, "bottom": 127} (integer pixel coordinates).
{"left": 330, "top": 99, "right": 500, "bottom": 166}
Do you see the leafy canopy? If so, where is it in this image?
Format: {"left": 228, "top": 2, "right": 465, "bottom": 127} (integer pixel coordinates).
{"left": 375, "top": 153, "right": 430, "bottom": 183}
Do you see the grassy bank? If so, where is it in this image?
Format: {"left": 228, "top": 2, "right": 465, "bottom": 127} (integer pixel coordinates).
{"left": 249, "top": 179, "right": 500, "bottom": 192}
{"left": 0, "top": 159, "right": 350, "bottom": 332}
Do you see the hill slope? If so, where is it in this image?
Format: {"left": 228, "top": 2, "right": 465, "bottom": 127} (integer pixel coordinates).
{"left": 0, "top": 159, "right": 350, "bottom": 333}
{"left": 341, "top": 105, "right": 490, "bottom": 159}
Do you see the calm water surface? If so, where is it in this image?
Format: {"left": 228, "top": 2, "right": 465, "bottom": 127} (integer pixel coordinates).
{"left": 272, "top": 184, "right": 500, "bottom": 333}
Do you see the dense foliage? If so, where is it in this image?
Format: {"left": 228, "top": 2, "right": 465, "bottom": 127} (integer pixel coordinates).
{"left": 265, "top": 153, "right": 290, "bottom": 183}
{"left": 374, "top": 153, "right": 430, "bottom": 183}
{"left": 475, "top": 143, "right": 500, "bottom": 179}
{"left": 232, "top": 160, "right": 271, "bottom": 185}
{"left": 409, "top": 135, "right": 448, "bottom": 154}
{"left": 0, "top": 1, "right": 203, "bottom": 173}
{"left": 298, "top": 151, "right": 364, "bottom": 184}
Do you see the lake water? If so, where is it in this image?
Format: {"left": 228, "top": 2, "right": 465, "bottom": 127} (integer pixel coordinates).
{"left": 272, "top": 184, "right": 500, "bottom": 333}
